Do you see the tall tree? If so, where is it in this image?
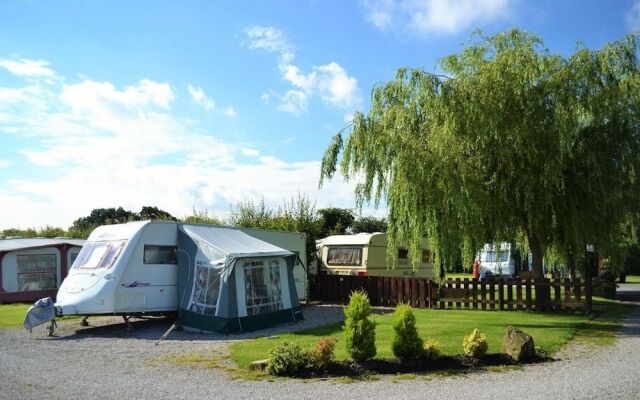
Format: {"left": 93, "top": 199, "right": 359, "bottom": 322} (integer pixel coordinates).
{"left": 320, "top": 29, "right": 640, "bottom": 285}
{"left": 317, "top": 207, "right": 355, "bottom": 236}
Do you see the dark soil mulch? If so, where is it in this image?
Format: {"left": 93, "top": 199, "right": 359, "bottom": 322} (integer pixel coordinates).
{"left": 291, "top": 353, "right": 551, "bottom": 379}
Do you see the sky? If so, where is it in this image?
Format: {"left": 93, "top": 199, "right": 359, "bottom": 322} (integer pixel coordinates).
{"left": 0, "top": 0, "right": 639, "bottom": 230}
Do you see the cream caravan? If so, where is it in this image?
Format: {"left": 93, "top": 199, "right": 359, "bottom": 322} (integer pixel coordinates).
{"left": 319, "top": 233, "right": 434, "bottom": 278}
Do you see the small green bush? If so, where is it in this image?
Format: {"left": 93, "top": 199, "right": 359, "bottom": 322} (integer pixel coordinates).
{"left": 307, "top": 337, "right": 337, "bottom": 371}
{"left": 266, "top": 341, "right": 307, "bottom": 376}
{"left": 463, "top": 329, "right": 488, "bottom": 358}
{"left": 344, "top": 290, "right": 376, "bottom": 362}
{"left": 391, "top": 304, "right": 423, "bottom": 361}
{"left": 422, "top": 339, "right": 442, "bottom": 360}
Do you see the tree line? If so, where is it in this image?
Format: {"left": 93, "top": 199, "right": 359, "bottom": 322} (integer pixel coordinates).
{"left": 0, "top": 195, "right": 387, "bottom": 267}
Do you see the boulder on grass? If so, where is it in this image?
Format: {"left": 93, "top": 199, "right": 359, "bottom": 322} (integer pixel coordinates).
{"left": 501, "top": 326, "right": 535, "bottom": 361}
{"left": 249, "top": 359, "right": 270, "bottom": 371}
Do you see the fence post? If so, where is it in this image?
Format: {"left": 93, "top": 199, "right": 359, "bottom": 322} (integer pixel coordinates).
{"left": 498, "top": 279, "right": 504, "bottom": 311}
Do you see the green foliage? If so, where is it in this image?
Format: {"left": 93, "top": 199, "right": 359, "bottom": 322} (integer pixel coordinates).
{"left": 344, "top": 290, "right": 377, "bottom": 362}
{"left": 318, "top": 207, "right": 355, "bottom": 236}
{"left": 70, "top": 206, "right": 177, "bottom": 238}
{"left": 422, "top": 339, "right": 443, "bottom": 360}
{"left": 229, "top": 194, "right": 323, "bottom": 267}
{"left": 139, "top": 206, "right": 177, "bottom": 221}
{"left": 182, "top": 208, "right": 224, "bottom": 225}
{"left": 351, "top": 216, "right": 388, "bottom": 233}
{"left": 266, "top": 341, "right": 307, "bottom": 376}
{"left": 306, "top": 337, "right": 337, "bottom": 371}
{"left": 2, "top": 225, "right": 66, "bottom": 238}
{"left": 463, "top": 329, "right": 488, "bottom": 358}
{"left": 320, "top": 29, "right": 640, "bottom": 281}
{"left": 391, "top": 304, "right": 423, "bottom": 361}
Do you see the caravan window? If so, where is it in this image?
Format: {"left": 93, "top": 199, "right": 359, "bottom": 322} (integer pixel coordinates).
{"left": 243, "top": 259, "right": 283, "bottom": 316}
{"left": 144, "top": 245, "right": 177, "bottom": 265}
{"left": 327, "top": 247, "right": 362, "bottom": 266}
{"left": 16, "top": 254, "right": 57, "bottom": 291}
{"left": 190, "top": 261, "right": 222, "bottom": 316}
{"left": 72, "top": 241, "right": 126, "bottom": 270}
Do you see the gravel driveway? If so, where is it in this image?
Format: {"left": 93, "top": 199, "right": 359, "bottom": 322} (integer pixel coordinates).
{"left": 2, "top": 295, "right": 640, "bottom": 400}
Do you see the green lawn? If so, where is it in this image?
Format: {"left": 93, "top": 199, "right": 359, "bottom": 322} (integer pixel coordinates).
{"left": 623, "top": 275, "right": 640, "bottom": 283}
{"left": 231, "top": 308, "right": 592, "bottom": 369}
{"left": 0, "top": 303, "right": 31, "bottom": 328}
{"left": 0, "top": 302, "right": 78, "bottom": 328}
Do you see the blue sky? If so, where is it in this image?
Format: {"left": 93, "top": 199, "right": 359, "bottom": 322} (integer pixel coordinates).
{"left": 1, "top": 0, "right": 638, "bottom": 229}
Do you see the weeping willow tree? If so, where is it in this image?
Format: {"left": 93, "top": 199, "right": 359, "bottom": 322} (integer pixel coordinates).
{"left": 320, "top": 29, "right": 640, "bottom": 282}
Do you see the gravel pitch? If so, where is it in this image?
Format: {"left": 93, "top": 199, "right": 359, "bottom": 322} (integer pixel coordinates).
{"left": 2, "top": 296, "right": 640, "bottom": 400}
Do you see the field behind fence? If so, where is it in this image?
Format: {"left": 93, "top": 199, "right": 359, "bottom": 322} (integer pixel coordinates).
{"left": 309, "top": 274, "right": 587, "bottom": 312}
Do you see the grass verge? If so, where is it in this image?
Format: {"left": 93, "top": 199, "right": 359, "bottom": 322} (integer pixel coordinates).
{"left": 230, "top": 297, "right": 635, "bottom": 371}
{"left": 0, "top": 302, "right": 78, "bottom": 328}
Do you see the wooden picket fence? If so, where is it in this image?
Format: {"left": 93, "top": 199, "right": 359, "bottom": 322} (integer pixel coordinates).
{"left": 308, "top": 274, "right": 587, "bottom": 312}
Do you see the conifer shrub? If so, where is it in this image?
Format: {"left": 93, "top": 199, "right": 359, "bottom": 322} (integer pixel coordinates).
{"left": 422, "top": 339, "right": 443, "bottom": 360}
{"left": 344, "top": 290, "right": 376, "bottom": 362}
{"left": 391, "top": 304, "right": 423, "bottom": 361}
{"left": 463, "top": 329, "right": 488, "bottom": 358}
{"left": 266, "top": 341, "right": 307, "bottom": 376}
{"left": 307, "top": 337, "right": 337, "bottom": 371}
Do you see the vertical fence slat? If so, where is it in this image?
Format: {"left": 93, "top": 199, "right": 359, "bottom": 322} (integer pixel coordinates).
{"left": 418, "top": 279, "right": 426, "bottom": 308}
{"left": 498, "top": 279, "right": 504, "bottom": 311}
{"left": 525, "top": 280, "right": 533, "bottom": 311}
{"left": 480, "top": 281, "right": 487, "bottom": 310}
{"left": 463, "top": 278, "right": 470, "bottom": 309}
{"left": 516, "top": 280, "right": 523, "bottom": 310}
{"left": 472, "top": 279, "right": 478, "bottom": 310}
{"left": 563, "top": 278, "right": 571, "bottom": 309}
{"left": 489, "top": 280, "right": 496, "bottom": 310}
{"left": 507, "top": 280, "right": 513, "bottom": 311}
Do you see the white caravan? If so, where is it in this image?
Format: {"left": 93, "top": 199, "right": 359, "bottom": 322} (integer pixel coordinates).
{"left": 53, "top": 221, "right": 307, "bottom": 318}
{"left": 477, "top": 243, "right": 517, "bottom": 278}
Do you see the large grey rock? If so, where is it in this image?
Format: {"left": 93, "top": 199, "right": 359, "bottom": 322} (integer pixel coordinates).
{"left": 249, "top": 359, "right": 270, "bottom": 371}
{"left": 502, "top": 326, "right": 535, "bottom": 361}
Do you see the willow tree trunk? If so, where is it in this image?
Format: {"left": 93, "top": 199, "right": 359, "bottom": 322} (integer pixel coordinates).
{"left": 528, "top": 233, "right": 550, "bottom": 311}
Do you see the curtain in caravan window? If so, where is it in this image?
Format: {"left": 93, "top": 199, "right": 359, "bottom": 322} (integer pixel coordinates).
{"left": 17, "top": 254, "right": 57, "bottom": 291}
{"left": 327, "top": 247, "right": 362, "bottom": 266}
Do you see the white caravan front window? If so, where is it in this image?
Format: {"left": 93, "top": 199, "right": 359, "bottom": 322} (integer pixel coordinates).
{"left": 244, "top": 258, "right": 284, "bottom": 316}
{"left": 72, "top": 240, "right": 127, "bottom": 270}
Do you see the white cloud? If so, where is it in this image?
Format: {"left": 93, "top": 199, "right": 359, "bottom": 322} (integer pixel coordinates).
{"left": 224, "top": 106, "right": 237, "bottom": 117}
{"left": 278, "top": 90, "right": 308, "bottom": 115}
{"left": 627, "top": 1, "right": 640, "bottom": 31}
{"left": 243, "top": 25, "right": 292, "bottom": 54}
{"left": 363, "top": 0, "right": 511, "bottom": 35}
{"left": 0, "top": 160, "right": 11, "bottom": 169}
{"left": 243, "top": 26, "right": 362, "bottom": 116}
{"left": 0, "top": 58, "right": 55, "bottom": 78}
{"left": 187, "top": 84, "right": 215, "bottom": 111}
{"left": 0, "top": 60, "right": 363, "bottom": 228}
{"left": 241, "top": 147, "right": 260, "bottom": 157}
{"left": 261, "top": 92, "right": 271, "bottom": 103}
